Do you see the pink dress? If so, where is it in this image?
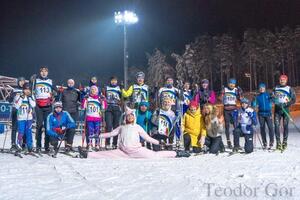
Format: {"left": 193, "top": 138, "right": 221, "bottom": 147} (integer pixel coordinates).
{"left": 88, "top": 124, "right": 177, "bottom": 159}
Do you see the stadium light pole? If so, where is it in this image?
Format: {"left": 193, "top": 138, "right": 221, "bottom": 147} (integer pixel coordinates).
{"left": 114, "top": 10, "right": 138, "bottom": 89}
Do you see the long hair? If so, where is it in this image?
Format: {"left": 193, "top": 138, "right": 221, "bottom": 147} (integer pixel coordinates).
{"left": 203, "top": 104, "right": 217, "bottom": 130}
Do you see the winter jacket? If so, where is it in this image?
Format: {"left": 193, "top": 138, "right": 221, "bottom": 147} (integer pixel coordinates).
{"left": 61, "top": 87, "right": 81, "bottom": 113}
{"left": 46, "top": 111, "right": 76, "bottom": 138}
{"left": 194, "top": 88, "right": 216, "bottom": 107}
{"left": 136, "top": 106, "right": 152, "bottom": 133}
{"left": 182, "top": 108, "right": 207, "bottom": 147}
{"left": 206, "top": 117, "right": 224, "bottom": 138}
{"left": 252, "top": 92, "right": 273, "bottom": 116}
{"left": 273, "top": 85, "right": 296, "bottom": 112}
{"left": 233, "top": 107, "right": 257, "bottom": 134}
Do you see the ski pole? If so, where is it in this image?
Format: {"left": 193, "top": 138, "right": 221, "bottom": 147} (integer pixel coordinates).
{"left": 53, "top": 130, "right": 68, "bottom": 157}
{"left": 281, "top": 105, "right": 300, "bottom": 133}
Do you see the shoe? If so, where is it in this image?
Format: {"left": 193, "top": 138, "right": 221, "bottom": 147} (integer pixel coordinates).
{"left": 282, "top": 141, "right": 287, "bottom": 150}
{"left": 78, "top": 146, "right": 88, "bottom": 158}
{"left": 227, "top": 140, "right": 233, "bottom": 149}
{"left": 35, "top": 147, "right": 41, "bottom": 154}
{"left": 276, "top": 141, "right": 282, "bottom": 150}
{"left": 232, "top": 147, "right": 239, "bottom": 153}
{"left": 176, "top": 150, "right": 190, "bottom": 158}
{"left": 10, "top": 144, "right": 18, "bottom": 152}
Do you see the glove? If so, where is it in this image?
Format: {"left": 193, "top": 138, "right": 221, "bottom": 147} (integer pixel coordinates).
{"left": 54, "top": 127, "right": 65, "bottom": 134}
{"left": 159, "top": 140, "right": 166, "bottom": 146}
{"left": 58, "top": 86, "right": 64, "bottom": 93}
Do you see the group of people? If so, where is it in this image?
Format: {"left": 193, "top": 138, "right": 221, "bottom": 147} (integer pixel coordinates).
{"left": 7, "top": 66, "right": 296, "bottom": 159}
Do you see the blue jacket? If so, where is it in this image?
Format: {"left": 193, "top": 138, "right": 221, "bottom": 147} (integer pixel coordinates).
{"left": 233, "top": 107, "right": 257, "bottom": 134}
{"left": 252, "top": 92, "right": 273, "bottom": 116}
{"left": 46, "top": 111, "right": 76, "bottom": 138}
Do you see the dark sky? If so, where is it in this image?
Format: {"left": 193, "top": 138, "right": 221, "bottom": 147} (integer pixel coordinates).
{"left": 1, "top": 0, "right": 300, "bottom": 85}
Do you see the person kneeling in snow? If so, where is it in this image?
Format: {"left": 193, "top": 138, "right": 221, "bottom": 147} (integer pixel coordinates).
{"left": 46, "top": 102, "right": 76, "bottom": 152}
{"left": 78, "top": 107, "right": 190, "bottom": 159}
{"left": 181, "top": 101, "right": 206, "bottom": 153}
{"left": 232, "top": 98, "right": 257, "bottom": 154}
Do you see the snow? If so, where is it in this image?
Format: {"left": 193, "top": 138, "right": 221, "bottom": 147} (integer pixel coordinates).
{"left": 1, "top": 117, "right": 300, "bottom": 200}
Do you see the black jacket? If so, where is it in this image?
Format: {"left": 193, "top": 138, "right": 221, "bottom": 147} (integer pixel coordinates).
{"left": 61, "top": 88, "right": 81, "bottom": 113}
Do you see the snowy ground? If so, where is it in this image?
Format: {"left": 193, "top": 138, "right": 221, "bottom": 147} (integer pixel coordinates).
{"left": 1, "top": 116, "right": 300, "bottom": 200}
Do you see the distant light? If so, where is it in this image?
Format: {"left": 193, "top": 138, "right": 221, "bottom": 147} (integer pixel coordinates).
{"left": 114, "top": 10, "right": 138, "bottom": 25}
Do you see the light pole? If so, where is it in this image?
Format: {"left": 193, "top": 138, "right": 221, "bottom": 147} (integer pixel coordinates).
{"left": 114, "top": 10, "right": 138, "bottom": 89}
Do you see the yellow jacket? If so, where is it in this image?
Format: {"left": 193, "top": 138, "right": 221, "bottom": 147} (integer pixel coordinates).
{"left": 182, "top": 108, "right": 207, "bottom": 147}
{"left": 122, "top": 85, "right": 134, "bottom": 98}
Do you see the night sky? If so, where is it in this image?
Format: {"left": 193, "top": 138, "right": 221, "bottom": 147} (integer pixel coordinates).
{"left": 1, "top": 0, "right": 300, "bottom": 85}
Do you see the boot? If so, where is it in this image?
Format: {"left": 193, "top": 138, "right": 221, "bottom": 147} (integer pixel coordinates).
{"left": 232, "top": 146, "right": 239, "bottom": 153}
{"left": 10, "top": 144, "right": 18, "bottom": 152}
{"left": 78, "top": 146, "right": 88, "bottom": 158}
{"left": 282, "top": 140, "right": 287, "bottom": 150}
{"left": 176, "top": 150, "right": 190, "bottom": 158}
{"left": 227, "top": 140, "right": 233, "bottom": 149}
{"left": 276, "top": 141, "right": 282, "bottom": 150}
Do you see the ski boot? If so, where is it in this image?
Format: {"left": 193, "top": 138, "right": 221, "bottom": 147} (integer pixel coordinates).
{"left": 268, "top": 142, "right": 274, "bottom": 150}
{"left": 276, "top": 141, "right": 282, "bottom": 151}
{"left": 232, "top": 146, "right": 239, "bottom": 153}
{"left": 263, "top": 143, "right": 267, "bottom": 150}
{"left": 78, "top": 146, "right": 88, "bottom": 158}
{"left": 282, "top": 141, "right": 287, "bottom": 151}
{"left": 10, "top": 144, "right": 18, "bottom": 152}
{"left": 175, "top": 150, "right": 190, "bottom": 158}
{"left": 227, "top": 140, "right": 233, "bottom": 149}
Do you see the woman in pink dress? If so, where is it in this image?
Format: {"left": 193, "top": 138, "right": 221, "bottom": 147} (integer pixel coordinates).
{"left": 78, "top": 107, "right": 190, "bottom": 159}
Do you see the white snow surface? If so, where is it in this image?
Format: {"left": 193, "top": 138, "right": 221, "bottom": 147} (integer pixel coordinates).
{"left": 1, "top": 116, "right": 300, "bottom": 200}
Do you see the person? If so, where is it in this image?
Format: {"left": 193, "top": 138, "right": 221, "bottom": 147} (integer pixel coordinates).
{"left": 46, "top": 102, "right": 76, "bottom": 153}
{"left": 151, "top": 97, "right": 176, "bottom": 151}
{"left": 77, "top": 107, "right": 190, "bottom": 159}
{"left": 203, "top": 104, "right": 225, "bottom": 154}
{"left": 194, "top": 79, "right": 216, "bottom": 109}
{"left": 182, "top": 81, "right": 193, "bottom": 114}
{"left": 81, "top": 76, "right": 101, "bottom": 98}
{"left": 9, "top": 77, "right": 26, "bottom": 151}
{"left": 81, "top": 85, "right": 104, "bottom": 150}
{"left": 136, "top": 101, "right": 152, "bottom": 149}
{"left": 232, "top": 98, "right": 257, "bottom": 154}
{"left": 272, "top": 75, "right": 296, "bottom": 151}
{"left": 252, "top": 83, "right": 274, "bottom": 149}
{"left": 158, "top": 77, "right": 182, "bottom": 144}
{"left": 14, "top": 83, "right": 36, "bottom": 153}
{"left": 221, "top": 78, "right": 243, "bottom": 149}
{"left": 122, "top": 71, "right": 149, "bottom": 108}
{"left": 58, "top": 79, "right": 81, "bottom": 152}
{"left": 33, "top": 66, "right": 57, "bottom": 153}
{"left": 104, "top": 76, "right": 122, "bottom": 149}
{"left": 181, "top": 101, "right": 206, "bottom": 154}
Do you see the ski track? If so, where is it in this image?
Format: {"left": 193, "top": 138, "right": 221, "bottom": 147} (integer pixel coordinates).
{"left": 1, "top": 118, "right": 300, "bottom": 199}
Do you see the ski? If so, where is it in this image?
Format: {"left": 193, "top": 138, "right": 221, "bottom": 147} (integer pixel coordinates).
{"left": 24, "top": 151, "right": 40, "bottom": 158}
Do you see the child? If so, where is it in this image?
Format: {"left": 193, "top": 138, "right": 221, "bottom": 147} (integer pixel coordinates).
{"left": 182, "top": 101, "right": 206, "bottom": 153}
{"left": 203, "top": 104, "right": 225, "bottom": 154}
{"left": 136, "top": 102, "right": 152, "bottom": 149}
{"left": 151, "top": 97, "right": 176, "bottom": 151}
{"left": 14, "top": 83, "right": 36, "bottom": 153}
{"left": 232, "top": 98, "right": 257, "bottom": 154}
{"left": 252, "top": 83, "right": 274, "bottom": 149}
{"left": 82, "top": 85, "right": 104, "bottom": 150}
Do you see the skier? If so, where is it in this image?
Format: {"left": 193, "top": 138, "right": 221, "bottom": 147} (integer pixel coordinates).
{"left": 122, "top": 71, "right": 149, "bottom": 108}
{"left": 46, "top": 102, "right": 76, "bottom": 153}
{"left": 14, "top": 83, "right": 36, "bottom": 153}
{"left": 158, "top": 77, "right": 183, "bottom": 146}
{"left": 32, "top": 66, "right": 57, "bottom": 153}
{"left": 81, "top": 76, "right": 101, "bottom": 98}
{"left": 203, "top": 104, "right": 225, "bottom": 154}
{"left": 104, "top": 76, "right": 122, "bottom": 149}
{"left": 77, "top": 107, "right": 190, "bottom": 159}
{"left": 182, "top": 81, "right": 193, "bottom": 114}
{"left": 232, "top": 98, "right": 257, "bottom": 154}
{"left": 221, "top": 78, "right": 243, "bottom": 149}
{"left": 252, "top": 83, "right": 274, "bottom": 149}
{"left": 136, "top": 101, "right": 152, "bottom": 149}
{"left": 272, "top": 75, "right": 296, "bottom": 151}
{"left": 194, "top": 79, "right": 216, "bottom": 109}
{"left": 181, "top": 101, "right": 206, "bottom": 154}
{"left": 9, "top": 77, "right": 26, "bottom": 151}
{"left": 81, "top": 85, "right": 105, "bottom": 150}
{"left": 151, "top": 97, "right": 176, "bottom": 151}
{"left": 58, "top": 79, "right": 81, "bottom": 152}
